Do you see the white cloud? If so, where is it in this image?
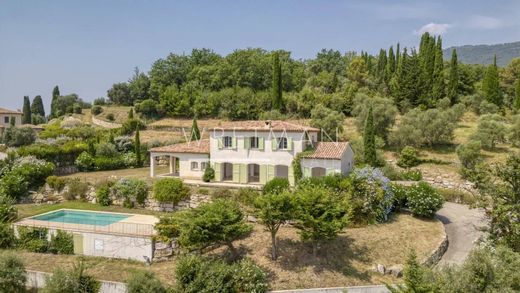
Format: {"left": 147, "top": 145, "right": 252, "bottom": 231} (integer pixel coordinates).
{"left": 467, "top": 15, "right": 504, "bottom": 29}
{"left": 414, "top": 22, "right": 451, "bottom": 35}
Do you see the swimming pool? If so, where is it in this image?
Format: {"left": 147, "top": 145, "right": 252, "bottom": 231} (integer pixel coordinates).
{"left": 31, "top": 210, "right": 130, "bottom": 226}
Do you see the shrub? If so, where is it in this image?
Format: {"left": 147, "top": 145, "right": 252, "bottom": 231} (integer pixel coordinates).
{"left": 2, "top": 126, "right": 36, "bottom": 147}
{"left": 0, "top": 224, "right": 16, "bottom": 248}
{"left": 105, "top": 113, "right": 115, "bottom": 121}
{"left": 471, "top": 114, "right": 507, "bottom": 150}
{"left": 42, "top": 262, "right": 100, "bottom": 293}
{"left": 263, "top": 177, "right": 290, "bottom": 195}
{"left": 93, "top": 97, "right": 106, "bottom": 106}
{"left": 0, "top": 254, "right": 26, "bottom": 293}
{"left": 381, "top": 164, "right": 404, "bottom": 181}
{"left": 0, "top": 196, "right": 17, "bottom": 223}
{"left": 18, "top": 226, "right": 49, "bottom": 252}
{"left": 121, "top": 152, "right": 137, "bottom": 167}
{"left": 310, "top": 104, "right": 345, "bottom": 141}
{"left": 456, "top": 140, "right": 482, "bottom": 178}
{"left": 509, "top": 115, "right": 520, "bottom": 147}
{"left": 390, "top": 183, "right": 408, "bottom": 211}
{"left": 401, "top": 169, "right": 423, "bottom": 181}
{"left": 48, "top": 230, "right": 74, "bottom": 254}
{"left": 64, "top": 178, "right": 89, "bottom": 200}
{"left": 46, "top": 175, "right": 67, "bottom": 192}
{"left": 0, "top": 156, "right": 55, "bottom": 200}
{"left": 202, "top": 165, "right": 215, "bottom": 182}
{"left": 96, "top": 184, "right": 112, "bottom": 206}
{"left": 120, "top": 119, "right": 145, "bottom": 135}
{"left": 75, "top": 151, "right": 95, "bottom": 171}
{"left": 114, "top": 136, "right": 133, "bottom": 152}
{"left": 406, "top": 181, "right": 444, "bottom": 218}
{"left": 91, "top": 105, "right": 103, "bottom": 115}
{"left": 18, "top": 141, "right": 88, "bottom": 167}
{"left": 153, "top": 178, "right": 190, "bottom": 204}
{"left": 94, "top": 156, "right": 126, "bottom": 171}
{"left": 135, "top": 99, "right": 159, "bottom": 119}
{"left": 233, "top": 258, "right": 269, "bottom": 293}
{"left": 397, "top": 146, "right": 420, "bottom": 168}
{"left": 126, "top": 271, "right": 166, "bottom": 293}
{"left": 211, "top": 188, "right": 233, "bottom": 199}
{"left": 73, "top": 103, "right": 82, "bottom": 114}
{"left": 479, "top": 100, "right": 499, "bottom": 114}
{"left": 95, "top": 142, "right": 118, "bottom": 157}
{"left": 113, "top": 178, "right": 149, "bottom": 207}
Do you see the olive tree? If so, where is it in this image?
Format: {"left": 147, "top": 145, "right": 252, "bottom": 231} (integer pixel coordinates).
{"left": 471, "top": 114, "right": 507, "bottom": 150}
{"left": 310, "top": 104, "right": 345, "bottom": 141}
{"left": 0, "top": 254, "right": 26, "bottom": 293}
{"left": 352, "top": 93, "right": 398, "bottom": 142}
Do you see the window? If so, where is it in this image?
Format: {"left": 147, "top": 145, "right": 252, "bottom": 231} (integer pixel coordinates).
{"left": 4, "top": 117, "right": 8, "bottom": 123}
{"left": 201, "top": 162, "right": 208, "bottom": 170}
{"left": 223, "top": 136, "right": 233, "bottom": 148}
{"left": 277, "top": 137, "right": 288, "bottom": 150}
{"left": 250, "top": 137, "right": 259, "bottom": 149}
{"left": 191, "top": 161, "right": 199, "bottom": 170}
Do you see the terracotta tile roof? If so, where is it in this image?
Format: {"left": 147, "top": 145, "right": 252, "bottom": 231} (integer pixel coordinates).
{"left": 0, "top": 107, "right": 22, "bottom": 115}
{"left": 302, "top": 142, "right": 350, "bottom": 160}
{"left": 215, "top": 120, "right": 319, "bottom": 132}
{"left": 150, "top": 139, "right": 210, "bottom": 154}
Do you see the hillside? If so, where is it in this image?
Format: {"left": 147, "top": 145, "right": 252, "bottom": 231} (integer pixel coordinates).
{"left": 443, "top": 41, "right": 520, "bottom": 66}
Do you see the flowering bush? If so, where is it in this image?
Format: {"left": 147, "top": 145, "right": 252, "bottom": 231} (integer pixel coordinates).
{"left": 121, "top": 152, "right": 137, "bottom": 167}
{"left": 0, "top": 156, "right": 54, "bottom": 200}
{"left": 406, "top": 181, "right": 444, "bottom": 218}
{"left": 75, "top": 151, "right": 95, "bottom": 171}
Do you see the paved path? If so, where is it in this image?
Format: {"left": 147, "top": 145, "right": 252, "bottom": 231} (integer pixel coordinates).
{"left": 436, "top": 202, "right": 487, "bottom": 265}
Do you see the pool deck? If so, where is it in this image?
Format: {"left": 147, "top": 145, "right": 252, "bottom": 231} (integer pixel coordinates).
{"left": 14, "top": 209, "right": 159, "bottom": 237}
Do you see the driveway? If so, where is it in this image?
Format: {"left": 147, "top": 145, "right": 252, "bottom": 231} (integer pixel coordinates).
{"left": 436, "top": 202, "right": 487, "bottom": 265}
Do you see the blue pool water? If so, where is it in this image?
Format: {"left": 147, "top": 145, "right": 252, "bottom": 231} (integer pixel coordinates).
{"left": 32, "top": 210, "right": 130, "bottom": 226}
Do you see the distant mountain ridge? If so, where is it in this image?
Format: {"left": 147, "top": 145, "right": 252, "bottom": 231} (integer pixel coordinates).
{"left": 443, "top": 41, "right": 520, "bottom": 67}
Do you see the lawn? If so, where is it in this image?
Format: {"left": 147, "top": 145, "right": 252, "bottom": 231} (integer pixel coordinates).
{"left": 59, "top": 166, "right": 169, "bottom": 185}
{"left": 5, "top": 212, "right": 444, "bottom": 289}
{"left": 15, "top": 201, "right": 167, "bottom": 219}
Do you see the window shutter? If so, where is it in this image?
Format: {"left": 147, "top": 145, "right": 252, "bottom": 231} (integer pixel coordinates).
{"left": 267, "top": 165, "right": 275, "bottom": 181}
{"left": 259, "top": 137, "right": 264, "bottom": 150}
{"left": 287, "top": 138, "right": 293, "bottom": 151}
{"left": 271, "top": 139, "right": 277, "bottom": 151}
{"left": 214, "top": 163, "right": 221, "bottom": 182}
{"left": 232, "top": 164, "right": 240, "bottom": 183}
{"left": 232, "top": 137, "right": 237, "bottom": 149}
{"left": 240, "top": 164, "right": 248, "bottom": 183}
{"left": 244, "top": 137, "right": 250, "bottom": 149}
{"left": 303, "top": 167, "right": 311, "bottom": 178}
{"left": 259, "top": 165, "right": 267, "bottom": 184}
{"left": 217, "top": 138, "right": 223, "bottom": 150}
{"left": 288, "top": 165, "right": 295, "bottom": 186}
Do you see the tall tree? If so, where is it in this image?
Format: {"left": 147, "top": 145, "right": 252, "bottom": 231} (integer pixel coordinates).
{"left": 431, "top": 36, "right": 445, "bottom": 103}
{"left": 30, "top": 95, "right": 45, "bottom": 117}
{"left": 22, "top": 96, "right": 31, "bottom": 124}
{"left": 395, "top": 43, "right": 400, "bottom": 69}
{"left": 377, "top": 49, "right": 387, "bottom": 83}
{"left": 271, "top": 52, "right": 283, "bottom": 111}
{"left": 51, "top": 86, "right": 60, "bottom": 117}
{"left": 515, "top": 78, "right": 520, "bottom": 110}
{"left": 447, "top": 49, "right": 459, "bottom": 105}
{"left": 134, "top": 127, "right": 142, "bottom": 167}
{"left": 363, "top": 106, "right": 377, "bottom": 166}
{"left": 386, "top": 46, "right": 396, "bottom": 80}
{"left": 482, "top": 55, "right": 502, "bottom": 106}
{"left": 190, "top": 117, "right": 200, "bottom": 141}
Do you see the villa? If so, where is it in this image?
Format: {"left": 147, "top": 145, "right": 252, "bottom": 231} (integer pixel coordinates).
{"left": 149, "top": 120, "right": 354, "bottom": 186}
{"left": 0, "top": 107, "right": 22, "bottom": 136}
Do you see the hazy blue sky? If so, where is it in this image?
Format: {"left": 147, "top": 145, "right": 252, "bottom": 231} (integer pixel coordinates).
{"left": 1, "top": 0, "right": 519, "bottom": 112}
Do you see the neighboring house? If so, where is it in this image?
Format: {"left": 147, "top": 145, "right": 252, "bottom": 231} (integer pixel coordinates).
{"left": 149, "top": 120, "right": 354, "bottom": 186}
{"left": 0, "top": 107, "right": 22, "bottom": 136}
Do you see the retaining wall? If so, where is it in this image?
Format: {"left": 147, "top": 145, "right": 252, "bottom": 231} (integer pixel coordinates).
{"left": 26, "top": 270, "right": 127, "bottom": 293}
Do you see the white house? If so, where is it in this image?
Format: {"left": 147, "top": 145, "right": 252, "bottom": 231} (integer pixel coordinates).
{"left": 149, "top": 120, "right": 354, "bottom": 186}
{"left": 0, "top": 107, "right": 22, "bottom": 136}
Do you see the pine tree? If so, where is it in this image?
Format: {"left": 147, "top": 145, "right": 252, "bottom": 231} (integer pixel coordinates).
{"left": 431, "top": 36, "right": 445, "bottom": 103}
{"left": 51, "top": 85, "right": 60, "bottom": 117}
{"left": 514, "top": 78, "right": 520, "bottom": 110}
{"left": 363, "top": 106, "right": 377, "bottom": 166}
{"left": 31, "top": 95, "right": 45, "bottom": 117}
{"left": 135, "top": 127, "right": 142, "bottom": 167}
{"left": 22, "top": 96, "right": 31, "bottom": 124}
{"left": 447, "top": 49, "right": 459, "bottom": 105}
{"left": 191, "top": 116, "right": 201, "bottom": 140}
{"left": 482, "top": 55, "right": 502, "bottom": 106}
{"left": 272, "top": 52, "right": 283, "bottom": 111}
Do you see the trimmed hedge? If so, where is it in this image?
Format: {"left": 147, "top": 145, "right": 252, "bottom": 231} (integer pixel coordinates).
{"left": 153, "top": 178, "right": 190, "bottom": 204}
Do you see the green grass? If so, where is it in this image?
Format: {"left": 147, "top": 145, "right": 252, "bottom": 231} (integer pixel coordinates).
{"left": 15, "top": 201, "right": 167, "bottom": 220}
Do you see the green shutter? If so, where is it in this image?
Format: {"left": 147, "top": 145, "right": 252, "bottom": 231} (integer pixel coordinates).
{"left": 232, "top": 164, "right": 240, "bottom": 183}
{"left": 217, "top": 138, "right": 223, "bottom": 149}
{"left": 271, "top": 139, "right": 277, "bottom": 151}
{"left": 259, "top": 137, "right": 264, "bottom": 150}
{"left": 73, "top": 233, "right": 83, "bottom": 254}
{"left": 232, "top": 137, "right": 237, "bottom": 149}
{"left": 287, "top": 138, "right": 293, "bottom": 151}
{"left": 303, "top": 167, "right": 311, "bottom": 178}
{"left": 240, "top": 164, "right": 248, "bottom": 183}
{"left": 259, "top": 165, "right": 267, "bottom": 184}
{"left": 214, "top": 163, "right": 221, "bottom": 181}
{"left": 244, "top": 137, "right": 250, "bottom": 149}
{"left": 326, "top": 168, "right": 335, "bottom": 176}
{"left": 267, "top": 165, "right": 275, "bottom": 181}
{"left": 288, "top": 165, "right": 295, "bottom": 186}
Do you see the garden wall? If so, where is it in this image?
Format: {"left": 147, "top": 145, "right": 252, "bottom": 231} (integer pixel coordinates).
{"left": 26, "top": 270, "right": 127, "bottom": 293}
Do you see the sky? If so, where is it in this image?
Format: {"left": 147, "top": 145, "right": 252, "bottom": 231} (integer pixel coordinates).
{"left": 1, "top": 0, "right": 520, "bottom": 113}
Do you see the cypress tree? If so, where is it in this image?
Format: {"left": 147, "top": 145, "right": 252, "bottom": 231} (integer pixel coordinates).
{"left": 51, "top": 85, "right": 60, "bottom": 117}
{"left": 272, "top": 52, "right": 283, "bottom": 111}
{"left": 31, "top": 95, "right": 45, "bottom": 117}
{"left": 377, "top": 49, "right": 387, "bottom": 82}
{"left": 386, "top": 46, "right": 396, "bottom": 79}
{"left": 363, "top": 106, "right": 377, "bottom": 166}
{"left": 447, "top": 49, "right": 459, "bottom": 105}
{"left": 395, "top": 43, "right": 401, "bottom": 69}
{"left": 22, "top": 96, "right": 31, "bottom": 124}
{"left": 482, "top": 55, "right": 502, "bottom": 106}
{"left": 128, "top": 108, "right": 134, "bottom": 119}
{"left": 514, "top": 78, "right": 520, "bottom": 110}
{"left": 135, "top": 127, "right": 142, "bottom": 167}
{"left": 431, "top": 36, "right": 445, "bottom": 103}
{"left": 191, "top": 116, "right": 201, "bottom": 141}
